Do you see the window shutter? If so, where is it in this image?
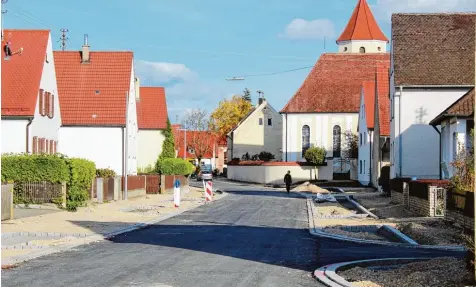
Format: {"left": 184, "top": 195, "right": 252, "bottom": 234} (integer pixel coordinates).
{"left": 48, "top": 93, "right": 54, "bottom": 118}
{"left": 44, "top": 92, "right": 50, "bottom": 117}
{"left": 32, "top": 136, "right": 38, "bottom": 154}
{"left": 45, "top": 139, "right": 50, "bottom": 154}
{"left": 40, "top": 138, "right": 46, "bottom": 153}
{"left": 48, "top": 140, "right": 53, "bottom": 154}
{"left": 39, "top": 89, "right": 45, "bottom": 116}
{"left": 53, "top": 140, "right": 57, "bottom": 154}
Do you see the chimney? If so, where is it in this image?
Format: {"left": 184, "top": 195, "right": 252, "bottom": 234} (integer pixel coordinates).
{"left": 258, "top": 97, "right": 264, "bottom": 105}
{"left": 81, "top": 34, "right": 90, "bottom": 63}
{"left": 257, "top": 90, "right": 265, "bottom": 105}
{"left": 135, "top": 77, "right": 140, "bottom": 100}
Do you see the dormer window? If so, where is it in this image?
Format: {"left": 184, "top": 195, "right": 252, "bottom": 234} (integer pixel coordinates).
{"left": 95, "top": 90, "right": 100, "bottom": 95}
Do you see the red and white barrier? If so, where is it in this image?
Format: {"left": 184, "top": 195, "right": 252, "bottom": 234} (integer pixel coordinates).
{"left": 203, "top": 180, "right": 213, "bottom": 202}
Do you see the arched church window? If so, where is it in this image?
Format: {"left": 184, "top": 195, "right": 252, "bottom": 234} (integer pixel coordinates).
{"left": 302, "top": 125, "right": 310, "bottom": 157}
{"left": 359, "top": 47, "right": 366, "bottom": 53}
{"left": 333, "top": 125, "right": 341, "bottom": 158}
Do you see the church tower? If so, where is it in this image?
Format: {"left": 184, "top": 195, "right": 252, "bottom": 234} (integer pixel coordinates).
{"left": 336, "top": 0, "right": 388, "bottom": 54}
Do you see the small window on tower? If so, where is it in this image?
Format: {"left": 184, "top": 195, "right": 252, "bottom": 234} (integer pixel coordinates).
{"left": 378, "top": 47, "right": 382, "bottom": 51}
{"left": 344, "top": 47, "right": 348, "bottom": 52}
{"left": 359, "top": 47, "right": 366, "bottom": 53}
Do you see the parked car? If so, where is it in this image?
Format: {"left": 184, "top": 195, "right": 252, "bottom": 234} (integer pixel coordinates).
{"left": 197, "top": 165, "right": 213, "bottom": 181}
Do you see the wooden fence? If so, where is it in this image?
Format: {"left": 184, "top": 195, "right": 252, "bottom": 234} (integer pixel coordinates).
{"left": 1, "top": 184, "right": 14, "bottom": 221}
{"left": 13, "top": 181, "right": 66, "bottom": 205}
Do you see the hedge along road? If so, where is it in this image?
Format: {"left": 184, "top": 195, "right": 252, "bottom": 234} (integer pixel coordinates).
{"left": 1, "top": 181, "right": 463, "bottom": 287}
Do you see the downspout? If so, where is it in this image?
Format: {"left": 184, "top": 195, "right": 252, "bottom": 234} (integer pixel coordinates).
{"left": 25, "top": 118, "right": 33, "bottom": 153}
{"left": 399, "top": 86, "right": 403, "bottom": 177}
{"left": 369, "top": 130, "right": 372, "bottom": 185}
{"left": 431, "top": 125, "right": 442, "bottom": 180}
{"left": 285, "top": 113, "right": 288, "bottom": 162}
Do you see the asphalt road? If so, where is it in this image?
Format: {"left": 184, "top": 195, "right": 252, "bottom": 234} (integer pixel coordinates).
{"left": 2, "top": 180, "right": 464, "bottom": 287}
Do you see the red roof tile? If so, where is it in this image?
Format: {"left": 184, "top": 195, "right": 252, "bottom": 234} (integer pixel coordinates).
{"left": 376, "top": 67, "right": 390, "bottom": 136}
{"left": 430, "top": 88, "right": 475, "bottom": 126}
{"left": 337, "top": 0, "right": 388, "bottom": 43}
{"left": 392, "top": 13, "right": 475, "bottom": 86}
{"left": 1, "top": 30, "right": 49, "bottom": 116}
{"left": 362, "top": 81, "right": 375, "bottom": 129}
{"left": 281, "top": 53, "right": 390, "bottom": 113}
{"left": 54, "top": 51, "right": 133, "bottom": 126}
{"left": 136, "top": 87, "right": 167, "bottom": 129}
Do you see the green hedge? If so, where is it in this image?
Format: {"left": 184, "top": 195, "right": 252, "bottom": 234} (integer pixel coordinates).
{"left": 155, "top": 158, "right": 195, "bottom": 175}
{"left": 1, "top": 153, "right": 96, "bottom": 211}
{"left": 1, "top": 153, "right": 69, "bottom": 183}
{"left": 96, "top": 168, "right": 117, "bottom": 178}
{"left": 65, "top": 158, "right": 96, "bottom": 211}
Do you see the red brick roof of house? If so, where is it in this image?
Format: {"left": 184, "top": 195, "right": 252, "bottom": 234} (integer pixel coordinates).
{"left": 430, "top": 88, "right": 475, "bottom": 126}
{"left": 362, "top": 81, "right": 376, "bottom": 130}
{"left": 281, "top": 53, "right": 390, "bottom": 113}
{"left": 54, "top": 50, "right": 133, "bottom": 126}
{"left": 392, "top": 13, "right": 475, "bottom": 86}
{"left": 337, "top": 0, "right": 388, "bottom": 43}
{"left": 376, "top": 66, "right": 390, "bottom": 136}
{"left": 136, "top": 87, "right": 167, "bottom": 129}
{"left": 1, "top": 30, "right": 50, "bottom": 116}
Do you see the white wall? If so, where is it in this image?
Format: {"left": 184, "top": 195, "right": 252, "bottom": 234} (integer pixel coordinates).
{"left": 59, "top": 127, "right": 124, "bottom": 175}
{"left": 441, "top": 118, "right": 468, "bottom": 179}
{"left": 282, "top": 113, "right": 358, "bottom": 161}
{"left": 137, "top": 130, "right": 165, "bottom": 169}
{"left": 29, "top": 33, "right": 62, "bottom": 152}
{"left": 230, "top": 101, "right": 282, "bottom": 161}
{"left": 337, "top": 40, "right": 387, "bottom": 54}
{"left": 126, "top": 64, "right": 138, "bottom": 175}
{"left": 357, "top": 92, "right": 371, "bottom": 185}
{"left": 1, "top": 120, "right": 29, "bottom": 153}
{"left": 391, "top": 88, "right": 470, "bottom": 179}
{"left": 227, "top": 161, "right": 334, "bottom": 184}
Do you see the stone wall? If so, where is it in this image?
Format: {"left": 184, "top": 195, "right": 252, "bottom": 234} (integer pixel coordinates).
{"left": 408, "top": 195, "right": 431, "bottom": 217}
{"left": 391, "top": 190, "right": 404, "bottom": 204}
{"left": 446, "top": 209, "right": 474, "bottom": 231}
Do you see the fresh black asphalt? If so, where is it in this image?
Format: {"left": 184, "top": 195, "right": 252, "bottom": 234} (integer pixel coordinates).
{"left": 2, "top": 180, "right": 465, "bottom": 287}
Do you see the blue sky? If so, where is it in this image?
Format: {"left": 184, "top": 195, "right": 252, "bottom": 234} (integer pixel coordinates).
{"left": 3, "top": 0, "right": 474, "bottom": 123}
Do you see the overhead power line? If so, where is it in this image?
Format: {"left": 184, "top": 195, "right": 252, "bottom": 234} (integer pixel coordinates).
{"left": 226, "top": 65, "right": 314, "bottom": 80}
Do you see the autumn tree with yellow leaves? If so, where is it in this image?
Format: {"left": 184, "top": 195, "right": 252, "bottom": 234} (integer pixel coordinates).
{"left": 209, "top": 95, "right": 253, "bottom": 138}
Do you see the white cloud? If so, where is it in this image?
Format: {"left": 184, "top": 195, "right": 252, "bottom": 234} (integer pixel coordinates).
{"left": 372, "top": 0, "right": 476, "bottom": 23}
{"left": 281, "top": 18, "right": 335, "bottom": 40}
{"left": 135, "top": 60, "right": 197, "bottom": 84}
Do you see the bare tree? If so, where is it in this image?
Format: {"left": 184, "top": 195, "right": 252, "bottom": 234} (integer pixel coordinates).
{"left": 182, "top": 109, "right": 214, "bottom": 163}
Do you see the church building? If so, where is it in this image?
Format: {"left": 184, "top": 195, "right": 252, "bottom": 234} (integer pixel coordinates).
{"left": 280, "top": 0, "right": 390, "bottom": 178}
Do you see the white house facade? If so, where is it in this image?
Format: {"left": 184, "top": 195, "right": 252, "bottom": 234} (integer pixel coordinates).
{"left": 136, "top": 86, "right": 168, "bottom": 170}
{"left": 228, "top": 98, "right": 283, "bottom": 161}
{"left": 357, "top": 82, "right": 375, "bottom": 185}
{"left": 389, "top": 13, "right": 475, "bottom": 180}
{"left": 54, "top": 38, "right": 138, "bottom": 175}
{"left": 2, "top": 30, "right": 61, "bottom": 155}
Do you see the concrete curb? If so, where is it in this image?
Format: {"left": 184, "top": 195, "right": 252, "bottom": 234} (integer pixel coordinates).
{"left": 347, "top": 197, "right": 379, "bottom": 219}
{"left": 305, "top": 198, "right": 466, "bottom": 252}
{"left": 2, "top": 232, "right": 90, "bottom": 239}
{"left": 1, "top": 192, "right": 228, "bottom": 266}
{"left": 315, "top": 257, "right": 434, "bottom": 286}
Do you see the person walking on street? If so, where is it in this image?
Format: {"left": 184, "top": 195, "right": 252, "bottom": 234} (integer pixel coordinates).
{"left": 284, "top": 171, "right": 292, "bottom": 193}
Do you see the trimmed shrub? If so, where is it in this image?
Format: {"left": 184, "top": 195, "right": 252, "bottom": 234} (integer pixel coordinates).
{"left": 304, "top": 147, "right": 326, "bottom": 165}
{"left": 64, "top": 157, "right": 96, "bottom": 211}
{"left": 1, "top": 153, "right": 69, "bottom": 183}
{"left": 258, "top": 151, "right": 275, "bottom": 162}
{"left": 96, "top": 168, "right": 117, "bottom": 178}
{"left": 155, "top": 158, "right": 195, "bottom": 176}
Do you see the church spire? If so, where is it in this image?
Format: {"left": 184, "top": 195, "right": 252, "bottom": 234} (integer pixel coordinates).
{"left": 336, "top": 0, "right": 388, "bottom": 54}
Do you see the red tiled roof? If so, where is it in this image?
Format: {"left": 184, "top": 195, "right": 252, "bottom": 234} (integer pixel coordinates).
{"left": 281, "top": 53, "right": 390, "bottom": 113}
{"left": 337, "top": 0, "right": 388, "bottom": 43}
{"left": 54, "top": 51, "right": 133, "bottom": 126}
{"left": 362, "top": 81, "right": 375, "bottom": 130}
{"left": 1, "top": 30, "right": 49, "bottom": 116}
{"left": 173, "top": 128, "right": 218, "bottom": 159}
{"left": 392, "top": 13, "right": 475, "bottom": 86}
{"left": 136, "top": 87, "right": 167, "bottom": 129}
{"left": 430, "top": 88, "right": 475, "bottom": 126}
{"left": 376, "top": 67, "right": 390, "bottom": 136}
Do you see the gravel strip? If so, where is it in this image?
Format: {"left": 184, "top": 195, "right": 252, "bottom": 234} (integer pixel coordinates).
{"left": 322, "top": 227, "right": 386, "bottom": 241}
{"left": 396, "top": 222, "right": 464, "bottom": 246}
{"left": 339, "top": 257, "right": 473, "bottom": 287}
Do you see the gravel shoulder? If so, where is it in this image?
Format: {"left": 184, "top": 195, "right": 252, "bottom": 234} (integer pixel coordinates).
{"left": 339, "top": 257, "right": 473, "bottom": 287}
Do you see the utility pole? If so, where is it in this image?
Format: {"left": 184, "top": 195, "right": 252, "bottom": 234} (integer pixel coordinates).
{"left": 59, "top": 29, "right": 69, "bottom": 51}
